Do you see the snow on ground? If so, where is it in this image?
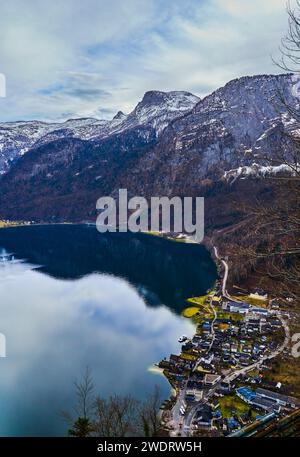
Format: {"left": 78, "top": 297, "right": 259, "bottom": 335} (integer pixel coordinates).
{"left": 223, "top": 162, "right": 298, "bottom": 183}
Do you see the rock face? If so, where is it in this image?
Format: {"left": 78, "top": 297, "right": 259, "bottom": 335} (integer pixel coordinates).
{"left": 118, "top": 73, "right": 299, "bottom": 196}
{"left": 0, "top": 73, "right": 299, "bottom": 221}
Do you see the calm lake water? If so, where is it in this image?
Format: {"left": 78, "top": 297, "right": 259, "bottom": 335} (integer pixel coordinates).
{"left": 0, "top": 225, "right": 217, "bottom": 436}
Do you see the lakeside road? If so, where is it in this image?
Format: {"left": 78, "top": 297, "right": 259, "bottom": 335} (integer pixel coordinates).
{"left": 213, "top": 245, "right": 248, "bottom": 302}
{"left": 213, "top": 245, "right": 233, "bottom": 301}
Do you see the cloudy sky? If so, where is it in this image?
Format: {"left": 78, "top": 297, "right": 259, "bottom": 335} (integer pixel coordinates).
{"left": 0, "top": 0, "right": 290, "bottom": 122}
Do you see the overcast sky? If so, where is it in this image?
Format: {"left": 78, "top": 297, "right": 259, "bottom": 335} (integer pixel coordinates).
{"left": 0, "top": 0, "right": 290, "bottom": 122}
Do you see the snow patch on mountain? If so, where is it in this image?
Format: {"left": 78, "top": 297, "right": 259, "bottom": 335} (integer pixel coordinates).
{"left": 223, "top": 162, "right": 298, "bottom": 183}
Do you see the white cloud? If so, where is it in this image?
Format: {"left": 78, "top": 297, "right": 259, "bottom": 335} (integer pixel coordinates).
{"left": 0, "top": 0, "right": 290, "bottom": 121}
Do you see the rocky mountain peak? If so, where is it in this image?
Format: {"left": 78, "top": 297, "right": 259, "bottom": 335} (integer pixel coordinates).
{"left": 138, "top": 90, "right": 199, "bottom": 110}
{"left": 113, "top": 111, "right": 126, "bottom": 120}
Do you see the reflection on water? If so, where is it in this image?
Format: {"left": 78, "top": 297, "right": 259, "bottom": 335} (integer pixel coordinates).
{"left": 0, "top": 225, "right": 217, "bottom": 436}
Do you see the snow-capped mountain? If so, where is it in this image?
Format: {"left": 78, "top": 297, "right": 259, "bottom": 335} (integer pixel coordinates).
{"left": 117, "top": 73, "right": 300, "bottom": 196}
{"left": 39, "top": 90, "right": 199, "bottom": 143}
{"left": 0, "top": 118, "right": 99, "bottom": 174}
{"left": 0, "top": 73, "right": 299, "bottom": 222}
{"left": 116, "top": 90, "right": 200, "bottom": 134}
{"left": 0, "top": 121, "right": 53, "bottom": 174}
{"left": 186, "top": 73, "right": 297, "bottom": 173}
{"left": 0, "top": 90, "right": 199, "bottom": 175}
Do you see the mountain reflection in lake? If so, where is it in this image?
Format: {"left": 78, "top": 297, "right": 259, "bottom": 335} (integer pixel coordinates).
{"left": 0, "top": 225, "right": 217, "bottom": 436}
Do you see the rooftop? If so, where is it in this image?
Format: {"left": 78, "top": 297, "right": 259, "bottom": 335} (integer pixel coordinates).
{"left": 236, "top": 386, "right": 257, "bottom": 402}
{"left": 251, "top": 397, "right": 281, "bottom": 412}
{"left": 204, "top": 374, "right": 221, "bottom": 384}
{"left": 256, "top": 387, "right": 294, "bottom": 404}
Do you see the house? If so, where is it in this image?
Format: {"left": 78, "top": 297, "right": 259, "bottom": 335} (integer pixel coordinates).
{"left": 222, "top": 353, "right": 231, "bottom": 364}
{"left": 170, "top": 354, "right": 181, "bottom": 364}
{"left": 241, "top": 345, "right": 252, "bottom": 354}
{"left": 222, "top": 301, "right": 229, "bottom": 310}
{"left": 202, "top": 322, "right": 211, "bottom": 332}
{"left": 185, "top": 389, "right": 196, "bottom": 402}
{"left": 229, "top": 325, "right": 239, "bottom": 336}
{"left": 158, "top": 359, "right": 172, "bottom": 370}
{"left": 236, "top": 387, "right": 293, "bottom": 413}
{"left": 194, "top": 405, "right": 213, "bottom": 428}
{"left": 170, "top": 373, "right": 185, "bottom": 382}
{"left": 256, "top": 388, "right": 296, "bottom": 408}
{"left": 201, "top": 353, "right": 214, "bottom": 365}
{"left": 187, "top": 378, "right": 203, "bottom": 390}
{"left": 192, "top": 335, "right": 202, "bottom": 345}
{"left": 247, "top": 318, "right": 261, "bottom": 331}
{"left": 227, "top": 417, "right": 240, "bottom": 432}
{"left": 219, "top": 381, "right": 231, "bottom": 393}
{"left": 230, "top": 344, "right": 238, "bottom": 353}
{"left": 270, "top": 318, "right": 282, "bottom": 328}
{"left": 251, "top": 397, "right": 281, "bottom": 414}
{"left": 210, "top": 398, "right": 220, "bottom": 410}
{"left": 236, "top": 386, "right": 256, "bottom": 404}
{"left": 204, "top": 374, "right": 221, "bottom": 386}
{"left": 199, "top": 341, "right": 211, "bottom": 350}
{"left": 212, "top": 296, "right": 222, "bottom": 305}
{"left": 251, "top": 307, "right": 270, "bottom": 317}
{"left": 201, "top": 362, "right": 215, "bottom": 372}
{"left": 240, "top": 413, "right": 250, "bottom": 425}
{"left": 222, "top": 342, "right": 230, "bottom": 351}
{"left": 213, "top": 409, "right": 222, "bottom": 419}
{"left": 190, "top": 389, "right": 204, "bottom": 401}
{"left": 229, "top": 302, "right": 250, "bottom": 314}
{"left": 182, "top": 341, "right": 193, "bottom": 352}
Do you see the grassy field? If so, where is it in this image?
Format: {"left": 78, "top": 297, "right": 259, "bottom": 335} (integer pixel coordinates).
{"left": 182, "top": 307, "right": 200, "bottom": 318}
{"left": 180, "top": 352, "right": 197, "bottom": 361}
{"left": 217, "top": 311, "right": 243, "bottom": 322}
{"left": 263, "top": 355, "right": 300, "bottom": 397}
{"left": 186, "top": 294, "right": 213, "bottom": 313}
{"left": 232, "top": 295, "right": 269, "bottom": 308}
{"left": 184, "top": 295, "right": 215, "bottom": 325}
{"left": 219, "top": 394, "right": 258, "bottom": 419}
{"left": 187, "top": 292, "right": 214, "bottom": 306}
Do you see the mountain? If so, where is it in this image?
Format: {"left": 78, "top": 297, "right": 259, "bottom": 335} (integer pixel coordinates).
{"left": 116, "top": 73, "right": 299, "bottom": 197}
{"left": 0, "top": 118, "right": 97, "bottom": 175}
{"left": 0, "top": 73, "right": 299, "bottom": 222}
{"left": 0, "top": 90, "right": 199, "bottom": 176}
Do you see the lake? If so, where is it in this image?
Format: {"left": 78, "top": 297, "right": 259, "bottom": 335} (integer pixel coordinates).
{"left": 0, "top": 225, "right": 217, "bottom": 436}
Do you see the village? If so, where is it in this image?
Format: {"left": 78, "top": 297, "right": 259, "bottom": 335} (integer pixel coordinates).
{"left": 159, "top": 274, "right": 300, "bottom": 436}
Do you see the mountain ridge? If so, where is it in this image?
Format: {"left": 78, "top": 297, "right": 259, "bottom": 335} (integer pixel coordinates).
{"left": 0, "top": 90, "right": 199, "bottom": 176}
{"left": 0, "top": 72, "right": 299, "bottom": 222}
